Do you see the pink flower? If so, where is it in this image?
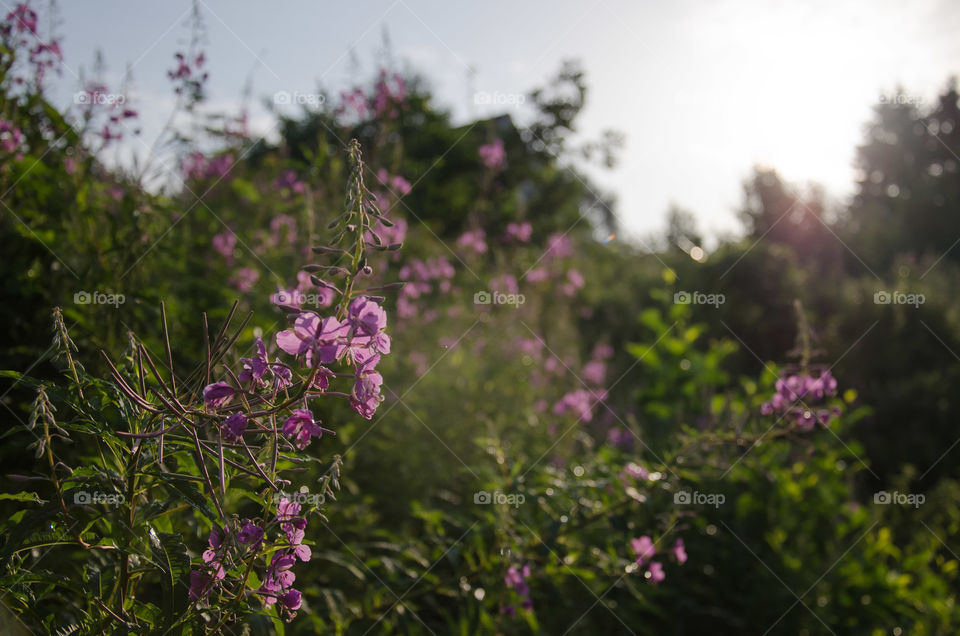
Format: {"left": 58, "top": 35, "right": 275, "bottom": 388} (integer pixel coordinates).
{"left": 479, "top": 139, "right": 506, "bottom": 169}
{"left": 282, "top": 409, "right": 324, "bottom": 450}
{"left": 202, "top": 382, "right": 235, "bottom": 409}
{"left": 545, "top": 233, "right": 573, "bottom": 260}
{"left": 351, "top": 354, "right": 384, "bottom": 419}
{"left": 505, "top": 221, "right": 532, "bottom": 242}
{"left": 672, "top": 539, "right": 687, "bottom": 564}
{"left": 237, "top": 521, "right": 264, "bottom": 550}
{"left": 646, "top": 561, "right": 665, "bottom": 583}
{"left": 457, "top": 229, "right": 487, "bottom": 254}
{"left": 276, "top": 313, "right": 348, "bottom": 367}
{"left": 221, "top": 412, "right": 247, "bottom": 443}
{"left": 630, "top": 536, "right": 655, "bottom": 566}
{"left": 582, "top": 360, "right": 606, "bottom": 386}
{"left": 229, "top": 267, "right": 259, "bottom": 292}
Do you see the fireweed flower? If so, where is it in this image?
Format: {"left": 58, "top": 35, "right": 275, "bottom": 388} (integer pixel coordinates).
{"left": 503, "top": 564, "right": 533, "bottom": 614}
{"left": 276, "top": 497, "right": 302, "bottom": 522}
{"left": 760, "top": 369, "right": 840, "bottom": 429}
{"left": 504, "top": 221, "right": 532, "bottom": 243}
{"left": 479, "top": 138, "right": 506, "bottom": 169}
{"left": 311, "top": 365, "right": 334, "bottom": 391}
{"left": 238, "top": 521, "right": 265, "bottom": 550}
{"left": 221, "top": 412, "right": 248, "bottom": 443}
{"left": 552, "top": 389, "right": 604, "bottom": 422}
{"left": 647, "top": 561, "right": 665, "bottom": 583}
{"left": 351, "top": 353, "right": 384, "bottom": 419}
{"left": 238, "top": 337, "right": 269, "bottom": 387}
{"left": 259, "top": 550, "right": 298, "bottom": 608}
{"left": 203, "top": 382, "right": 236, "bottom": 409}
{"left": 630, "top": 536, "right": 655, "bottom": 566}
{"left": 275, "top": 499, "right": 312, "bottom": 562}
{"left": 276, "top": 312, "right": 348, "bottom": 366}
{"left": 191, "top": 528, "right": 227, "bottom": 601}
{"left": 212, "top": 231, "right": 237, "bottom": 261}
{"left": 672, "top": 538, "right": 688, "bottom": 564}
{"left": 282, "top": 409, "right": 325, "bottom": 450}
{"left": 457, "top": 229, "right": 488, "bottom": 254}
{"left": 273, "top": 361, "right": 293, "bottom": 390}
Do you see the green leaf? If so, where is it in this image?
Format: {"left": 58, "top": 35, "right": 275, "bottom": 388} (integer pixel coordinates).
{"left": 158, "top": 474, "right": 218, "bottom": 522}
{"left": 0, "top": 491, "right": 46, "bottom": 504}
{"left": 148, "top": 528, "right": 190, "bottom": 627}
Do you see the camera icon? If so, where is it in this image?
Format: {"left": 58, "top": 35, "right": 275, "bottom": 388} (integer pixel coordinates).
{"left": 74, "top": 291, "right": 91, "bottom": 304}
{"left": 874, "top": 491, "right": 892, "bottom": 504}
{"left": 74, "top": 92, "right": 90, "bottom": 105}
{"left": 474, "top": 490, "right": 492, "bottom": 504}
{"left": 74, "top": 490, "right": 91, "bottom": 504}
{"left": 474, "top": 291, "right": 492, "bottom": 305}
{"left": 474, "top": 91, "right": 492, "bottom": 105}
{"left": 674, "top": 490, "right": 692, "bottom": 504}
{"left": 673, "top": 291, "right": 691, "bottom": 305}
{"left": 874, "top": 291, "right": 891, "bottom": 304}
{"left": 274, "top": 91, "right": 291, "bottom": 105}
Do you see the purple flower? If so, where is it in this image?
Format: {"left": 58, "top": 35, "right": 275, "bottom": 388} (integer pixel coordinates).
{"left": 203, "top": 382, "right": 235, "bottom": 409}
{"left": 279, "top": 588, "right": 302, "bottom": 611}
{"left": 761, "top": 370, "right": 841, "bottom": 428}
{"left": 212, "top": 231, "right": 237, "bottom": 260}
{"left": 348, "top": 296, "right": 388, "bottom": 336}
{"left": 272, "top": 361, "right": 293, "bottom": 390}
{"left": 504, "top": 564, "right": 533, "bottom": 611}
{"left": 189, "top": 570, "right": 214, "bottom": 601}
{"left": 552, "top": 389, "right": 601, "bottom": 422}
{"left": 221, "top": 412, "right": 248, "bottom": 443}
{"left": 282, "top": 409, "right": 324, "bottom": 450}
{"left": 260, "top": 550, "right": 297, "bottom": 605}
{"left": 277, "top": 497, "right": 302, "bottom": 521}
{"left": 239, "top": 337, "right": 269, "bottom": 387}
{"left": 238, "top": 521, "right": 264, "bottom": 550}
{"left": 505, "top": 221, "right": 532, "bottom": 243}
{"left": 350, "top": 354, "right": 384, "bottom": 419}
{"left": 646, "top": 561, "right": 665, "bottom": 583}
{"left": 276, "top": 312, "right": 348, "bottom": 367}
{"left": 456, "top": 229, "right": 487, "bottom": 254}
{"left": 630, "top": 536, "right": 655, "bottom": 566}
{"left": 672, "top": 539, "right": 687, "bottom": 564}
{"left": 292, "top": 542, "right": 312, "bottom": 562}
{"left": 479, "top": 139, "right": 506, "bottom": 169}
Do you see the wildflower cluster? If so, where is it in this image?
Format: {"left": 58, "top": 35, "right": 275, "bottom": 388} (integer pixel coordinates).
{"left": 629, "top": 536, "right": 687, "bottom": 583}
{"left": 760, "top": 369, "right": 840, "bottom": 429}
{"left": 502, "top": 564, "right": 533, "bottom": 616}
{"left": 339, "top": 69, "right": 407, "bottom": 120}
{"left": 1, "top": 2, "right": 62, "bottom": 90}
{"left": 188, "top": 496, "right": 312, "bottom": 621}
{"left": 93, "top": 139, "right": 399, "bottom": 627}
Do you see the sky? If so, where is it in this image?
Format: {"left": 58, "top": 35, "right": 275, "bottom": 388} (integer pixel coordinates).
{"left": 42, "top": 0, "right": 960, "bottom": 246}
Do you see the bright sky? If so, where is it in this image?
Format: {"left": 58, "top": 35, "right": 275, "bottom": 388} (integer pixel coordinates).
{"left": 45, "top": 0, "right": 960, "bottom": 245}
